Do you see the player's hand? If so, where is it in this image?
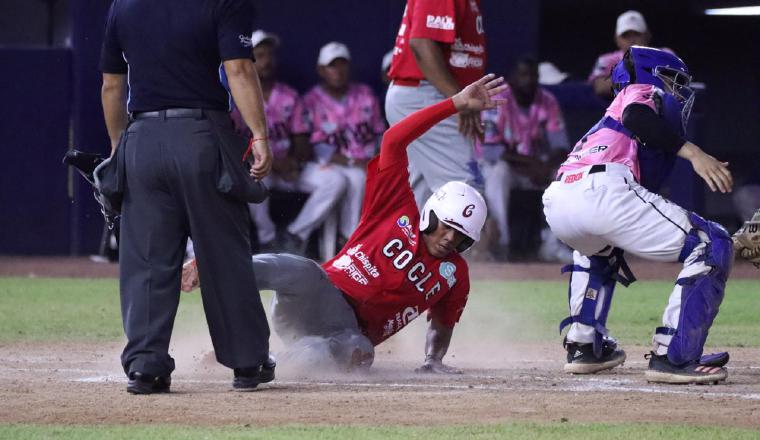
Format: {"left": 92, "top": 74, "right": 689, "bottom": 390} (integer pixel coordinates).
{"left": 678, "top": 142, "right": 733, "bottom": 193}
{"left": 415, "top": 358, "right": 463, "bottom": 375}
{"left": 452, "top": 74, "right": 507, "bottom": 113}
{"left": 691, "top": 154, "right": 732, "bottom": 193}
{"left": 181, "top": 259, "right": 200, "bottom": 292}
{"left": 249, "top": 138, "right": 273, "bottom": 180}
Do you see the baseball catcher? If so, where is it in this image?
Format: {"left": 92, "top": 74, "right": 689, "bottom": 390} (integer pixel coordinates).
{"left": 543, "top": 46, "right": 758, "bottom": 384}
{"left": 182, "top": 74, "right": 506, "bottom": 372}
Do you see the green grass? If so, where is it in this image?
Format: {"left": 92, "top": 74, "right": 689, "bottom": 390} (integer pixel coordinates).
{"left": 0, "top": 423, "right": 758, "bottom": 440}
{"left": 466, "top": 280, "right": 760, "bottom": 347}
{"left": 0, "top": 277, "right": 757, "bottom": 347}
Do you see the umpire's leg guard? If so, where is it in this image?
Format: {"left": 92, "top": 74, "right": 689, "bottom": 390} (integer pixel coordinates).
{"left": 657, "top": 213, "right": 733, "bottom": 366}
{"left": 560, "top": 247, "right": 636, "bottom": 359}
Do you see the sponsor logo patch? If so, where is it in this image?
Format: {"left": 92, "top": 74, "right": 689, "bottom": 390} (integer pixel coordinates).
{"left": 585, "top": 287, "right": 598, "bottom": 300}
{"left": 426, "top": 15, "right": 454, "bottom": 30}
{"left": 439, "top": 262, "right": 457, "bottom": 288}
{"left": 564, "top": 171, "right": 584, "bottom": 184}
{"left": 396, "top": 215, "right": 417, "bottom": 245}
{"left": 384, "top": 306, "right": 420, "bottom": 337}
{"left": 346, "top": 244, "right": 380, "bottom": 278}
{"left": 331, "top": 253, "right": 369, "bottom": 285}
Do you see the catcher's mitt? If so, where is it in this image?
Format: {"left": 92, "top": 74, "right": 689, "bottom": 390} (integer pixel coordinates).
{"left": 733, "top": 208, "right": 760, "bottom": 268}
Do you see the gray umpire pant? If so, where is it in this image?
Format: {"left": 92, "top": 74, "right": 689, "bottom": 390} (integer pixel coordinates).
{"left": 119, "top": 109, "right": 270, "bottom": 378}
{"left": 385, "top": 81, "right": 484, "bottom": 207}
{"left": 251, "top": 253, "right": 374, "bottom": 368}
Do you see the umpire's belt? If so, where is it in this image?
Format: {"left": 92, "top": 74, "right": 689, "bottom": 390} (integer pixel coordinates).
{"left": 131, "top": 108, "right": 205, "bottom": 120}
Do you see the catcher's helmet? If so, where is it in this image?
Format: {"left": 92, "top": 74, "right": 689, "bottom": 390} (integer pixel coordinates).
{"left": 611, "top": 46, "right": 695, "bottom": 135}
{"left": 419, "top": 181, "right": 486, "bottom": 253}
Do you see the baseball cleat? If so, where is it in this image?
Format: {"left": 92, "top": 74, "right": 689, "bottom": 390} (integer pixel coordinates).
{"left": 563, "top": 338, "right": 626, "bottom": 374}
{"left": 232, "top": 355, "right": 276, "bottom": 391}
{"left": 126, "top": 372, "right": 171, "bottom": 395}
{"left": 644, "top": 352, "right": 728, "bottom": 384}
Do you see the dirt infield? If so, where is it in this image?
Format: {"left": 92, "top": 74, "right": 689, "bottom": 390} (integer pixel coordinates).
{"left": 1, "top": 256, "right": 758, "bottom": 280}
{"left": 1, "top": 256, "right": 758, "bottom": 428}
{"left": 1, "top": 341, "right": 759, "bottom": 428}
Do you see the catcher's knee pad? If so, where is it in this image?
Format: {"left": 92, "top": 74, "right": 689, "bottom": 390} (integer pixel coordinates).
{"left": 664, "top": 213, "right": 732, "bottom": 366}
{"left": 559, "top": 248, "right": 635, "bottom": 358}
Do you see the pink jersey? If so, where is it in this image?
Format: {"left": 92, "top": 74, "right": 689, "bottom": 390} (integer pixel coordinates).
{"left": 230, "top": 82, "right": 306, "bottom": 159}
{"left": 323, "top": 155, "right": 470, "bottom": 346}
{"left": 481, "top": 85, "right": 566, "bottom": 158}
{"left": 298, "top": 84, "right": 385, "bottom": 160}
{"left": 558, "top": 83, "right": 660, "bottom": 181}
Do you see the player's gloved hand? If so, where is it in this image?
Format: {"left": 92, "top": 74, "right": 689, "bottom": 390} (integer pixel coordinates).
{"left": 415, "top": 357, "right": 463, "bottom": 375}
{"left": 181, "top": 259, "right": 200, "bottom": 292}
{"left": 733, "top": 208, "right": 760, "bottom": 268}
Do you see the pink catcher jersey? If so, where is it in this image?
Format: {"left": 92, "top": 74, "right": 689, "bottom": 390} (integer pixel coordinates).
{"left": 230, "top": 82, "right": 306, "bottom": 159}
{"left": 299, "top": 84, "right": 385, "bottom": 160}
{"left": 558, "top": 83, "right": 660, "bottom": 181}
{"left": 481, "top": 86, "right": 566, "bottom": 158}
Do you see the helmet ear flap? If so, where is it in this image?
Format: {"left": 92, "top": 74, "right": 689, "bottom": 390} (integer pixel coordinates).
{"left": 423, "top": 210, "right": 438, "bottom": 235}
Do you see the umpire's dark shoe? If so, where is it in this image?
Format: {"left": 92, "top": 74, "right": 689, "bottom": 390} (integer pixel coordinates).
{"left": 563, "top": 337, "right": 626, "bottom": 374}
{"left": 126, "top": 372, "right": 171, "bottom": 395}
{"left": 233, "top": 355, "right": 276, "bottom": 391}
{"left": 644, "top": 352, "right": 728, "bottom": 384}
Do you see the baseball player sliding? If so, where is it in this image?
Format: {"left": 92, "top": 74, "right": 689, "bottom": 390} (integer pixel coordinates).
{"left": 543, "top": 46, "right": 759, "bottom": 384}
{"left": 182, "top": 74, "right": 506, "bottom": 372}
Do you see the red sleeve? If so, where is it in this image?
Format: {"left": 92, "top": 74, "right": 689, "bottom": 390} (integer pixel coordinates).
{"left": 361, "top": 97, "right": 458, "bottom": 222}
{"left": 378, "top": 97, "right": 457, "bottom": 170}
{"left": 409, "top": 0, "right": 458, "bottom": 44}
{"left": 428, "top": 265, "right": 470, "bottom": 328}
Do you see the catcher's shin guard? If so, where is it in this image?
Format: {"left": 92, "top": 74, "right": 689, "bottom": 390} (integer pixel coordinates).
{"left": 559, "top": 248, "right": 635, "bottom": 359}
{"left": 662, "top": 213, "right": 732, "bottom": 366}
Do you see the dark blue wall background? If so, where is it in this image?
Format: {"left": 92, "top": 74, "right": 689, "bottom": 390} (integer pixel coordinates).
{"left": 1, "top": 0, "right": 755, "bottom": 255}
{"left": 0, "top": 0, "right": 539, "bottom": 255}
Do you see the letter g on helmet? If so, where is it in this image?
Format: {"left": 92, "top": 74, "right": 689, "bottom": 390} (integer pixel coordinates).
{"left": 419, "top": 181, "right": 487, "bottom": 252}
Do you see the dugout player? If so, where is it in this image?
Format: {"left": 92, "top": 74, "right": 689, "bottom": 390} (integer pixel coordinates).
{"left": 228, "top": 31, "right": 348, "bottom": 253}
{"left": 295, "top": 42, "right": 386, "bottom": 248}
{"left": 543, "top": 47, "right": 738, "bottom": 384}
{"left": 183, "top": 74, "right": 507, "bottom": 372}
{"left": 100, "top": 0, "right": 274, "bottom": 393}
{"left": 386, "top": 0, "right": 487, "bottom": 207}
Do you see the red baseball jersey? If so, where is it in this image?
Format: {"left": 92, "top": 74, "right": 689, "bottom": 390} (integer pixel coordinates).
{"left": 388, "top": 0, "right": 486, "bottom": 88}
{"left": 323, "top": 155, "right": 470, "bottom": 346}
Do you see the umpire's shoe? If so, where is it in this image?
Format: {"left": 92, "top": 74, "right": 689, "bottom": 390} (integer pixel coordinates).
{"left": 126, "top": 372, "right": 171, "bottom": 395}
{"left": 233, "top": 355, "right": 276, "bottom": 391}
{"left": 644, "top": 352, "right": 728, "bottom": 384}
{"left": 563, "top": 337, "right": 626, "bottom": 374}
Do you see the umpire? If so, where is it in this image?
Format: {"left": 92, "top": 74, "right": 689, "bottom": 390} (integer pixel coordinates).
{"left": 100, "top": 0, "right": 274, "bottom": 394}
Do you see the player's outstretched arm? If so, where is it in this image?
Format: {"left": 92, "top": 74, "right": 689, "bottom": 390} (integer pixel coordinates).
{"left": 415, "top": 317, "right": 462, "bottom": 375}
{"left": 378, "top": 74, "right": 505, "bottom": 170}
{"left": 677, "top": 142, "right": 733, "bottom": 194}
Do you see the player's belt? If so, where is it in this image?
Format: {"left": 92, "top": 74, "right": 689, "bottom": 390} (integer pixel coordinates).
{"left": 131, "top": 108, "right": 206, "bottom": 120}
{"left": 555, "top": 164, "right": 607, "bottom": 181}
{"left": 392, "top": 78, "right": 421, "bottom": 87}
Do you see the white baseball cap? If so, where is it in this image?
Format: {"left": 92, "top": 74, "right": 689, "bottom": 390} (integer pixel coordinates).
{"left": 538, "top": 62, "right": 568, "bottom": 85}
{"left": 250, "top": 30, "right": 280, "bottom": 49}
{"left": 381, "top": 50, "right": 394, "bottom": 73}
{"left": 616, "top": 10, "right": 648, "bottom": 36}
{"left": 318, "top": 42, "right": 351, "bottom": 66}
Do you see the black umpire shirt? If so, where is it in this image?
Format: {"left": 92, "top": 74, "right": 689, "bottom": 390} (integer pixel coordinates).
{"left": 100, "top": 0, "right": 255, "bottom": 113}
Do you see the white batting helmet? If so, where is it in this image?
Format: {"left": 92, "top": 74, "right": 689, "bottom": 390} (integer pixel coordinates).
{"left": 419, "top": 181, "right": 487, "bottom": 253}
